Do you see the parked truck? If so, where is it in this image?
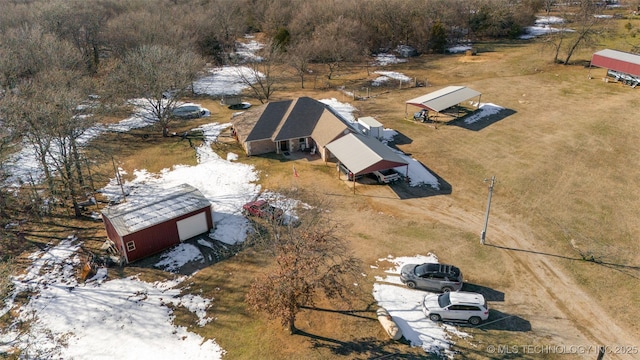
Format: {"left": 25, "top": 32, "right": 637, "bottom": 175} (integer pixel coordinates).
{"left": 372, "top": 169, "right": 400, "bottom": 184}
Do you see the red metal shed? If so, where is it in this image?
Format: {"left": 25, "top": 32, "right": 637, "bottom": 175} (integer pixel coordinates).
{"left": 101, "top": 183, "right": 213, "bottom": 264}
{"left": 590, "top": 49, "right": 640, "bottom": 77}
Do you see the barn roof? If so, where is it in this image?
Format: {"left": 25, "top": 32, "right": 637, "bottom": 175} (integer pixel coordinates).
{"left": 101, "top": 183, "right": 211, "bottom": 237}
{"left": 591, "top": 49, "right": 640, "bottom": 77}
{"left": 406, "top": 86, "right": 481, "bottom": 112}
{"left": 325, "top": 133, "right": 408, "bottom": 175}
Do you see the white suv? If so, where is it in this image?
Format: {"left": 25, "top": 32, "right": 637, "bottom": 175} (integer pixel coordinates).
{"left": 422, "top": 291, "right": 489, "bottom": 325}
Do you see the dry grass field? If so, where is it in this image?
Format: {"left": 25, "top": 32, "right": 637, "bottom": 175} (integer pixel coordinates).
{"left": 31, "top": 32, "right": 640, "bottom": 359}
{"left": 220, "top": 40, "right": 640, "bottom": 358}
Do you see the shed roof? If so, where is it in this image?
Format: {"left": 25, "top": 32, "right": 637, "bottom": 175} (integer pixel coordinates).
{"left": 406, "top": 86, "right": 481, "bottom": 112}
{"left": 591, "top": 49, "right": 640, "bottom": 76}
{"left": 325, "top": 133, "right": 408, "bottom": 175}
{"left": 358, "top": 116, "right": 383, "bottom": 128}
{"left": 102, "top": 183, "right": 211, "bottom": 237}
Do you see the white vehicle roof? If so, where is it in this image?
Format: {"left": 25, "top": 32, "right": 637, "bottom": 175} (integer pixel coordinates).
{"left": 448, "top": 291, "right": 486, "bottom": 305}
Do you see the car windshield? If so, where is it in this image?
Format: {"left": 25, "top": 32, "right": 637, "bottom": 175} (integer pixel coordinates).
{"left": 437, "top": 292, "right": 451, "bottom": 308}
{"left": 415, "top": 263, "right": 441, "bottom": 276}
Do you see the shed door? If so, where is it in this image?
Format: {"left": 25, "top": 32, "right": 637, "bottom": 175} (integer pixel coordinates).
{"left": 176, "top": 212, "right": 208, "bottom": 241}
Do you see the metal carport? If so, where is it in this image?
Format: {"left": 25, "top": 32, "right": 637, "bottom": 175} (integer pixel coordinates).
{"left": 590, "top": 49, "right": 640, "bottom": 87}
{"left": 325, "top": 133, "right": 409, "bottom": 193}
{"left": 405, "top": 86, "right": 481, "bottom": 120}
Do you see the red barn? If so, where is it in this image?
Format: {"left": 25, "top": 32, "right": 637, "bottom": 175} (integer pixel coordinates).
{"left": 101, "top": 183, "right": 213, "bottom": 264}
{"left": 590, "top": 49, "right": 640, "bottom": 87}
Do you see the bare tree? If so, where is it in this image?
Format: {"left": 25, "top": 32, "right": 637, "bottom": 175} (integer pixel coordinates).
{"left": 107, "top": 44, "right": 205, "bottom": 137}
{"left": 245, "top": 191, "right": 362, "bottom": 334}
{"left": 543, "top": 0, "right": 556, "bottom": 14}
{"left": 0, "top": 25, "right": 83, "bottom": 89}
{"left": 561, "top": 1, "right": 608, "bottom": 65}
{"left": 310, "top": 17, "right": 366, "bottom": 80}
{"left": 104, "top": 7, "right": 194, "bottom": 59}
{"left": 233, "top": 41, "right": 280, "bottom": 103}
{"left": 247, "top": 0, "right": 296, "bottom": 36}
{"left": 40, "top": 0, "right": 119, "bottom": 73}
{"left": 544, "top": 0, "right": 608, "bottom": 64}
{"left": 287, "top": 40, "right": 314, "bottom": 89}
{"left": 196, "top": 1, "right": 247, "bottom": 57}
{"left": 3, "top": 69, "right": 96, "bottom": 217}
{"left": 0, "top": 108, "right": 19, "bottom": 221}
{"left": 0, "top": 28, "right": 87, "bottom": 208}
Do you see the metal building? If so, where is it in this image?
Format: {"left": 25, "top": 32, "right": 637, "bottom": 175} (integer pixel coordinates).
{"left": 101, "top": 183, "right": 213, "bottom": 264}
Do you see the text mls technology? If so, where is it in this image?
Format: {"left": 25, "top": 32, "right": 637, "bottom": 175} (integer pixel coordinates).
{"left": 485, "top": 344, "right": 638, "bottom": 355}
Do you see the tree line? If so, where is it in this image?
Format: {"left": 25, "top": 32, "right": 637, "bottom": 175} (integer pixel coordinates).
{"left": 0, "top": 0, "right": 542, "bottom": 222}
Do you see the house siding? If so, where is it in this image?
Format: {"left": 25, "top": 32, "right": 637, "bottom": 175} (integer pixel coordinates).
{"left": 246, "top": 139, "right": 277, "bottom": 155}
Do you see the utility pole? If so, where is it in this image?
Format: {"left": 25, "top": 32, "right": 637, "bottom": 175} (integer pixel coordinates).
{"left": 480, "top": 176, "right": 496, "bottom": 245}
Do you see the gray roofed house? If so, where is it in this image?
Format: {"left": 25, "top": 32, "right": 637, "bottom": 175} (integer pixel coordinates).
{"left": 231, "top": 97, "right": 355, "bottom": 161}
{"left": 230, "top": 97, "right": 414, "bottom": 191}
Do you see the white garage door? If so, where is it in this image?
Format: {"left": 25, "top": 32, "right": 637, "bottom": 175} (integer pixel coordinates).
{"left": 176, "top": 212, "right": 208, "bottom": 241}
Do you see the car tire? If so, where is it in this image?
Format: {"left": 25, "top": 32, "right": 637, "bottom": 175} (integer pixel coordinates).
{"left": 406, "top": 281, "right": 417, "bottom": 289}
{"left": 468, "top": 316, "right": 481, "bottom": 325}
{"left": 441, "top": 287, "right": 453, "bottom": 293}
{"left": 429, "top": 314, "right": 441, "bottom": 322}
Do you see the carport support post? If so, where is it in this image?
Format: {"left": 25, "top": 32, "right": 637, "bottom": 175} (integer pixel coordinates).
{"left": 480, "top": 175, "right": 495, "bottom": 245}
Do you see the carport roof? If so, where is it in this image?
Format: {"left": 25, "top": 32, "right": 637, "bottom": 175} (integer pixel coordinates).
{"left": 591, "top": 49, "right": 640, "bottom": 77}
{"left": 406, "top": 86, "right": 481, "bottom": 112}
{"left": 325, "top": 133, "right": 408, "bottom": 175}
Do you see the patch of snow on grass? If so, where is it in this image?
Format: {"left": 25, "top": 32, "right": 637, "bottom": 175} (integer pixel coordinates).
{"left": 155, "top": 243, "right": 204, "bottom": 272}
{"left": 374, "top": 53, "right": 408, "bottom": 66}
{"left": 373, "top": 254, "right": 468, "bottom": 359}
{"left": 0, "top": 237, "right": 225, "bottom": 359}
{"left": 193, "top": 66, "right": 262, "bottom": 96}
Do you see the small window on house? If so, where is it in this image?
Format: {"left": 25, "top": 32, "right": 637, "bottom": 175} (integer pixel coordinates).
{"left": 299, "top": 138, "right": 305, "bottom": 143}
{"left": 126, "top": 241, "right": 136, "bottom": 252}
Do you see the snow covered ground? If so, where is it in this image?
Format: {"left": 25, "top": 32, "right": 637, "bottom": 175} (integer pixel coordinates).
{"left": 374, "top": 254, "right": 472, "bottom": 358}
{"left": 1, "top": 39, "right": 506, "bottom": 359}
{"left": 520, "top": 16, "right": 573, "bottom": 39}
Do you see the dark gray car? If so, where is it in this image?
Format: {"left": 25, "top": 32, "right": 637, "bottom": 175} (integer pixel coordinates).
{"left": 399, "top": 263, "right": 463, "bottom": 292}
{"left": 171, "top": 104, "right": 209, "bottom": 119}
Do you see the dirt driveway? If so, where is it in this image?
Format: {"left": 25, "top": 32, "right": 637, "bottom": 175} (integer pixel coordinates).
{"left": 332, "top": 176, "right": 640, "bottom": 359}
{"left": 294, "top": 162, "right": 639, "bottom": 359}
